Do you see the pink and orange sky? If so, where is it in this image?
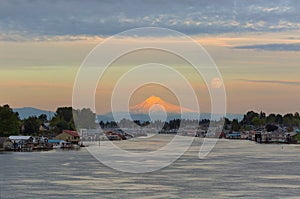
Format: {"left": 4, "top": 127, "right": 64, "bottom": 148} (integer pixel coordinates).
{"left": 1, "top": 1, "right": 300, "bottom": 114}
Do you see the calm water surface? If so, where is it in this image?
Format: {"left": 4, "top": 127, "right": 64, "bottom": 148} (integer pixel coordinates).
{"left": 1, "top": 136, "right": 299, "bottom": 199}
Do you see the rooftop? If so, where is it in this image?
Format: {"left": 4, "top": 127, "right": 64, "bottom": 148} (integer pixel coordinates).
{"left": 63, "top": 130, "right": 80, "bottom": 137}
{"left": 9, "top": 136, "right": 33, "bottom": 140}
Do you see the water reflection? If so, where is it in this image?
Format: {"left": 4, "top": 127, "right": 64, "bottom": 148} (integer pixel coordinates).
{"left": 0, "top": 136, "right": 299, "bottom": 198}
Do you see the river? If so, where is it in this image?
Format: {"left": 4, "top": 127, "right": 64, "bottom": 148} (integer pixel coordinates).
{"left": 0, "top": 135, "right": 299, "bottom": 198}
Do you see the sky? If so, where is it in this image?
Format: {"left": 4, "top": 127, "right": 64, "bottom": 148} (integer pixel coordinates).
{"left": 0, "top": 0, "right": 300, "bottom": 114}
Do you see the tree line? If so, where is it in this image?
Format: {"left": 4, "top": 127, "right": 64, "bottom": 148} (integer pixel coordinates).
{"left": 0, "top": 105, "right": 96, "bottom": 137}
{"left": 1, "top": 104, "right": 299, "bottom": 137}
{"left": 103, "top": 111, "right": 300, "bottom": 133}
{"left": 224, "top": 111, "right": 300, "bottom": 132}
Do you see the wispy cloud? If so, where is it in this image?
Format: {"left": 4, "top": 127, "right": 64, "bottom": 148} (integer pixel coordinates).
{"left": 0, "top": 33, "right": 103, "bottom": 42}
{"left": 233, "top": 43, "right": 300, "bottom": 51}
{"left": 0, "top": 0, "right": 300, "bottom": 41}
{"left": 236, "top": 79, "right": 300, "bottom": 86}
{"left": 249, "top": 5, "right": 292, "bottom": 13}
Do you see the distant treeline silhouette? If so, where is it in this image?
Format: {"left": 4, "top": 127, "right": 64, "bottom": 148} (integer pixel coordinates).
{"left": 0, "top": 104, "right": 299, "bottom": 137}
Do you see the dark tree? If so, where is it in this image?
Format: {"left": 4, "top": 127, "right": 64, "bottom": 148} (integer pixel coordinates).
{"left": 0, "top": 104, "right": 20, "bottom": 136}
{"left": 294, "top": 112, "right": 300, "bottom": 119}
{"left": 133, "top": 120, "right": 141, "bottom": 126}
{"left": 23, "top": 116, "right": 41, "bottom": 135}
{"left": 73, "top": 108, "right": 96, "bottom": 129}
{"left": 231, "top": 119, "right": 240, "bottom": 132}
{"left": 56, "top": 107, "right": 73, "bottom": 122}
{"left": 265, "top": 124, "right": 278, "bottom": 132}
{"left": 143, "top": 121, "right": 150, "bottom": 127}
{"left": 55, "top": 120, "right": 70, "bottom": 132}
{"left": 99, "top": 121, "right": 104, "bottom": 128}
{"left": 259, "top": 111, "right": 266, "bottom": 119}
{"left": 283, "top": 113, "right": 294, "bottom": 127}
{"left": 223, "top": 117, "right": 231, "bottom": 130}
{"left": 107, "top": 121, "right": 118, "bottom": 128}
{"left": 50, "top": 107, "right": 75, "bottom": 132}
{"left": 275, "top": 114, "right": 283, "bottom": 125}
{"left": 167, "top": 119, "right": 181, "bottom": 130}
{"left": 38, "top": 114, "right": 48, "bottom": 123}
{"left": 241, "top": 111, "right": 259, "bottom": 125}
{"left": 266, "top": 113, "right": 276, "bottom": 124}
{"left": 252, "top": 117, "right": 261, "bottom": 127}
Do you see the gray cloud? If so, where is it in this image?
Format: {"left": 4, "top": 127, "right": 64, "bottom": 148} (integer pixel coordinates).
{"left": 233, "top": 43, "right": 300, "bottom": 51}
{"left": 0, "top": 0, "right": 300, "bottom": 40}
{"left": 236, "top": 79, "right": 300, "bottom": 86}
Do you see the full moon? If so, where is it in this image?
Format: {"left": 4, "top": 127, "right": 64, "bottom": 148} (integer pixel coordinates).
{"left": 211, "top": 77, "right": 223, "bottom": 89}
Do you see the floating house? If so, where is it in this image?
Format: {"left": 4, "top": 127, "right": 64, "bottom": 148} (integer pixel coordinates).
{"left": 9, "top": 136, "right": 35, "bottom": 144}
{"left": 55, "top": 130, "right": 80, "bottom": 144}
{"left": 48, "top": 139, "right": 74, "bottom": 149}
{"left": 8, "top": 135, "right": 35, "bottom": 150}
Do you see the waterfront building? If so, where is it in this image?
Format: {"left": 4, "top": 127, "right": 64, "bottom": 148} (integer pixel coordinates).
{"left": 55, "top": 130, "right": 80, "bottom": 144}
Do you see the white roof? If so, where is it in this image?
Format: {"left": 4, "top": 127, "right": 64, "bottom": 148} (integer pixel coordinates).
{"left": 9, "top": 136, "right": 32, "bottom": 140}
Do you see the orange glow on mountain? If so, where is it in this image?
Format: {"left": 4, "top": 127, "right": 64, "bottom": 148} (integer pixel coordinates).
{"left": 130, "top": 95, "right": 195, "bottom": 113}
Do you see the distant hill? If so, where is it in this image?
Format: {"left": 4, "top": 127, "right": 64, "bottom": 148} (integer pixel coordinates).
{"left": 12, "top": 106, "right": 243, "bottom": 122}
{"left": 13, "top": 107, "right": 55, "bottom": 120}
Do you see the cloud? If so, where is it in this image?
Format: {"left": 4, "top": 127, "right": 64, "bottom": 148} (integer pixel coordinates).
{"left": 0, "top": 0, "right": 300, "bottom": 41}
{"left": 233, "top": 43, "right": 300, "bottom": 51}
{"left": 0, "top": 32, "right": 103, "bottom": 42}
{"left": 249, "top": 5, "right": 292, "bottom": 13}
{"left": 236, "top": 79, "right": 300, "bottom": 86}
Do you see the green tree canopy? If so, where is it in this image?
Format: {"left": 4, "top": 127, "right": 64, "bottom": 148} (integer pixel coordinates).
{"left": 231, "top": 119, "right": 241, "bottom": 132}
{"left": 0, "top": 104, "right": 20, "bottom": 136}
{"left": 50, "top": 107, "right": 75, "bottom": 132}
{"left": 252, "top": 117, "right": 261, "bottom": 127}
{"left": 275, "top": 114, "right": 283, "bottom": 125}
{"left": 241, "top": 111, "right": 259, "bottom": 125}
{"left": 56, "top": 107, "right": 73, "bottom": 122}
{"left": 266, "top": 113, "right": 276, "bottom": 124}
{"left": 38, "top": 114, "right": 48, "bottom": 123}
{"left": 73, "top": 108, "right": 96, "bottom": 129}
{"left": 51, "top": 107, "right": 97, "bottom": 132}
{"left": 23, "top": 116, "right": 41, "bottom": 135}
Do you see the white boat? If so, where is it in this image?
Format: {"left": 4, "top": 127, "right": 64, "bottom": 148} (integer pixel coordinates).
{"left": 53, "top": 141, "right": 71, "bottom": 149}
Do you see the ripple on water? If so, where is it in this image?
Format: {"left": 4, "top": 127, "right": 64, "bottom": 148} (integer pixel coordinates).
{"left": 0, "top": 135, "right": 299, "bottom": 198}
